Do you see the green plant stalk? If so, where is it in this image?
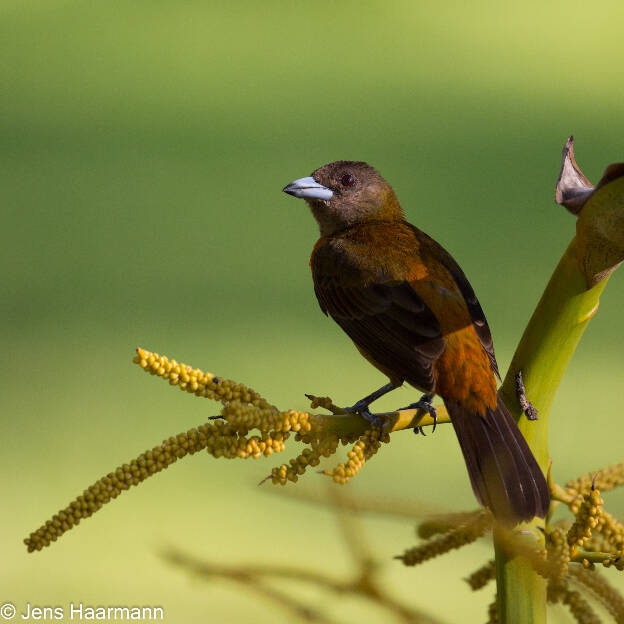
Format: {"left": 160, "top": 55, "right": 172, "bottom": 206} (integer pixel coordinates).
{"left": 494, "top": 238, "right": 609, "bottom": 624}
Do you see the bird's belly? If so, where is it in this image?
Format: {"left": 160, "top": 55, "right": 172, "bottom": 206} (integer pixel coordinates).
{"left": 353, "top": 344, "right": 403, "bottom": 387}
{"left": 353, "top": 344, "right": 433, "bottom": 393}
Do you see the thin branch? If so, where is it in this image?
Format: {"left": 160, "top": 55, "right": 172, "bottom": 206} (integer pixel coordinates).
{"left": 163, "top": 548, "right": 443, "bottom": 624}
{"left": 163, "top": 550, "right": 336, "bottom": 623}
{"left": 267, "top": 486, "right": 447, "bottom": 520}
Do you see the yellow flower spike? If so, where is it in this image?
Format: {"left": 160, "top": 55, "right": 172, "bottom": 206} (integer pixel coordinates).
{"left": 133, "top": 348, "right": 274, "bottom": 410}
{"left": 417, "top": 511, "right": 483, "bottom": 539}
{"left": 595, "top": 510, "right": 624, "bottom": 554}
{"left": 565, "top": 463, "right": 624, "bottom": 497}
{"left": 583, "top": 532, "right": 619, "bottom": 555}
{"left": 557, "top": 583, "right": 601, "bottom": 624}
{"left": 567, "top": 486, "right": 604, "bottom": 556}
{"left": 545, "top": 528, "right": 571, "bottom": 580}
{"left": 24, "top": 422, "right": 225, "bottom": 552}
{"left": 487, "top": 597, "right": 499, "bottom": 624}
{"left": 29, "top": 348, "right": 438, "bottom": 552}
{"left": 397, "top": 510, "right": 492, "bottom": 566}
{"left": 323, "top": 428, "right": 389, "bottom": 485}
{"left": 569, "top": 566, "right": 624, "bottom": 621}
{"left": 265, "top": 431, "right": 340, "bottom": 486}
{"left": 466, "top": 560, "right": 496, "bottom": 591}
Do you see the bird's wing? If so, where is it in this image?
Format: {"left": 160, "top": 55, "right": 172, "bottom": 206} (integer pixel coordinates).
{"left": 314, "top": 278, "right": 445, "bottom": 392}
{"left": 414, "top": 229, "right": 500, "bottom": 380}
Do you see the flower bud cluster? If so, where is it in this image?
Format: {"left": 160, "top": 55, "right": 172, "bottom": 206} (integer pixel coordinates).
{"left": 418, "top": 512, "right": 480, "bottom": 539}
{"left": 569, "top": 567, "right": 624, "bottom": 620}
{"left": 547, "top": 581, "right": 601, "bottom": 624}
{"left": 487, "top": 598, "right": 498, "bottom": 623}
{"left": 26, "top": 348, "right": 400, "bottom": 551}
{"left": 544, "top": 528, "right": 571, "bottom": 580}
{"left": 567, "top": 487, "right": 603, "bottom": 557}
{"left": 565, "top": 464, "right": 624, "bottom": 497}
{"left": 466, "top": 560, "right": 496, "bottom": 591}
{"left": 26, "top": 423, "right": 215, "bottom": 551}
{"left": 269, "top": 433, "right": 340, "bottom": 485}
{"left": 134, "top": 348, "right": 273, "bottom": 409}
{"left": 323, "top": 428, "right": 390, "bottom": 485}
{"left": 399, "top": 510, "right": 491, "bottom": 566}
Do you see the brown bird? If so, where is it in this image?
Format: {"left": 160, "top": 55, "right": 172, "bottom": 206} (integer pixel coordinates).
{"left": 283, "top": 161, "right": 549, "bottom": 523}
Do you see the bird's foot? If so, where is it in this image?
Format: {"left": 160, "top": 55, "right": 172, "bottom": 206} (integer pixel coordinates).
{"left": 342, "top": 401, "right": 385, "bottom": 436}
{"left": 343, "top": 398, "right": 371, "bottom": 414}
{"left": 340, "top": 382, "right": 400, "bottom": 436}
{"left": 399, "top": 394, "right": 437, "bottom": 435}
{"left": 515, "top": 370, "right": 539, "bottom": 420}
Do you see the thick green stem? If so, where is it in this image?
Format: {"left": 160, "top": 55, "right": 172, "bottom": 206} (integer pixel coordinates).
{"left": 494, "top": 238, "right": 608, "bottom": 623}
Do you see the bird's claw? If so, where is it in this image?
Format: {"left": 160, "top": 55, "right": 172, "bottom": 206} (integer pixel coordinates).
{"left": 361, "top": 409, "right": 385, "bottom": 437}
{"left": 343, "top": 399, "right": 370, "bottom": 414}
{"left": 399, "top": 394, "right": 437, "bottom": 435}
{"left": 342, "top": 403, "right": 385, "bottom": 437}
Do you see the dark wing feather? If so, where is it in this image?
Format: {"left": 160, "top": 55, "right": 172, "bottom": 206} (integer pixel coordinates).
{"left": 412, "top": 227, "right": 500, "bottom": 380}
{"left": 314, "top": 279, "right": 445, "bottom": 392}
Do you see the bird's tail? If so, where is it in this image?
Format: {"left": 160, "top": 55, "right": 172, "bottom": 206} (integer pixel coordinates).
{"left": 445, "top": 396, "right": 550, "bottom": 524}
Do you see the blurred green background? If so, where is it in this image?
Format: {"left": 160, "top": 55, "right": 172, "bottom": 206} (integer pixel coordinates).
{"left": 3, "top": 1, "right": 624, "bottom": 622}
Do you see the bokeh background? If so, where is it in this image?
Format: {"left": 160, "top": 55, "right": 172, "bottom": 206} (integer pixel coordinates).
{"left": 3, "top": 1, "right": 624, "bottom": 622}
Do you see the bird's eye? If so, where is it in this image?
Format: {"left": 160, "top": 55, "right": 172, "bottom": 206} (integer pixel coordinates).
{"left": 341, "top": 174, "right": 355, "bottom": 187}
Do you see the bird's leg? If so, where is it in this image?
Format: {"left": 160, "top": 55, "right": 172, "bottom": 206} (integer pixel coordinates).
{"left": 515, "top": 370, "right": 539, "bottom": 420}
{"left": 342, "top": 381, "right": 400, "bottom": 432}
{"left": 398, "top": 394, "right": 437, "bottom": 436}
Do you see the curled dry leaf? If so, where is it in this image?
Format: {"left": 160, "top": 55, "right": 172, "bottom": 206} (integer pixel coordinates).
{"left": 556, "top": 136, "right": 624, "bottom": 287}
{"left": 555, "top": 136, "right": 594, "bottom": 215}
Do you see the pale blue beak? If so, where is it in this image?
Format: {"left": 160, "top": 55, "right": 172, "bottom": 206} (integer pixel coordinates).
{"left": 283, "top": 176, "right": 333, "bottom": 201}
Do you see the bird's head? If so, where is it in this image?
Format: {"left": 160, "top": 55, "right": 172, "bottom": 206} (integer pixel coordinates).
{"left": 283, "top": 161, "right": 403, "bottom": 236}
